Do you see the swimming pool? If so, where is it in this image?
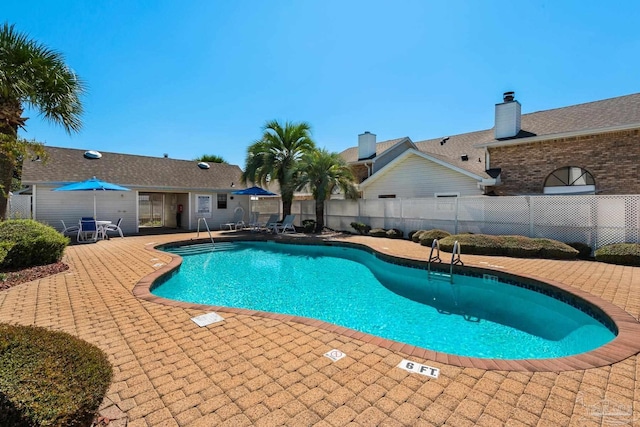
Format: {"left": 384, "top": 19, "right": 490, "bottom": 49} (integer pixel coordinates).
{"left": 153, "top": 241, "right": 616, "bottom": 359}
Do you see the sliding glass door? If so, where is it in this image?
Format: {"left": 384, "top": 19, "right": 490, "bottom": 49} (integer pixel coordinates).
{"left": 138, "top": 193, "right": 164, "bottom": 227}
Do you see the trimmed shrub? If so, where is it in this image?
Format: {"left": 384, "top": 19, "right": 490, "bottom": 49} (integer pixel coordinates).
{"left": 350, "top": 222, "right": 371, "bottom": 235}
{"left": 368, "top": 228, "right": 387, "bottom": 237}
{"left": 407, "top": 230, "right": 420, "bottom": 241}
{"left": 418, "top": 229, "right": 452, "bottom": 247}
{"left": 595, "top": 243, "right": 640, "bottom": 266}
{"left": 386, "top": 228, "right": 404, "bottom": 239}
{"left": 411, "top": 230, "right": 428, "bottom": 243}
{"left": 0, "top": 324, "right": 113, "bottom": 427}
{"left": 0, "top": 241, "right": 15, "bottom": 266}
{"left": 567, "top": 242, "right": 593, "bottom": 259}
{"left": 0, "top": 220, "right": 69, "bottom": 270}
{"left": 301, "top": 219, "right": 316, "bottom": 233}
{"left": 439, "top": 234, "right": 578, "bottom": 259}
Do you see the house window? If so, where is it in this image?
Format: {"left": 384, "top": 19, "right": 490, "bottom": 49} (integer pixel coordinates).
{"left": 217, "top": 193, "right": 227, "bottom": 209}
{"left": 543, "top": 167, "right": 595, "bottom": 195}
{"left": 378, "top": 194, "right": 396, "bottom": 199}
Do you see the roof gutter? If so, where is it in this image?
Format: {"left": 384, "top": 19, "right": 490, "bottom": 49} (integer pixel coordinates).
{"left": 475, "top": 122, "right": 640, "bottom": 148}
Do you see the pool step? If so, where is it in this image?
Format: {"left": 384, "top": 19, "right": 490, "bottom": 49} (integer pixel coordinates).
{"left": 170, "top": 242, "right": 237, "bottom": 255}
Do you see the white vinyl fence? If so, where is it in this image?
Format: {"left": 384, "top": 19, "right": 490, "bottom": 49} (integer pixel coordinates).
{"left": 291, "top": 195, "right": 640, "bottom": 250}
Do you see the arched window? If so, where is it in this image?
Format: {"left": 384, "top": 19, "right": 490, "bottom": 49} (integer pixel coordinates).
{"left": 543, "top": 166, "right": 595, "bottom": 195}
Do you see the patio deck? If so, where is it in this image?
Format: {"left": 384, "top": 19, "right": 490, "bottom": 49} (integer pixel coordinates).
{"left": 1, "top": 232, "right": 638, "bottom": 426}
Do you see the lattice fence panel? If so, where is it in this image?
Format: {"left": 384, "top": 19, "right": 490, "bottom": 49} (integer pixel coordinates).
{"left": 8, "top": 195, "right": 32, "bottom": 219}
{"left": 458, "top": 196, "right": 530, "bottom": 236}
{"left": 325, "top": 200, "right": 360, "bottom": 231}
{"left": 530, "top": 196, "right": 597, "bottom": 246}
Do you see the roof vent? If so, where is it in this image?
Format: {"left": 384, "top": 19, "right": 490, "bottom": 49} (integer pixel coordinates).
{"left": 84, "top": 150, "right": 102, "bottom": 159}
{"left": 197, "top": 162, "right": 210, "bottom": 169}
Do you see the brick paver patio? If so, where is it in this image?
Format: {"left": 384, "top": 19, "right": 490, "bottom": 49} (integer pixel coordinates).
{"left": 1, "top": 232, "right": 639, "bottom": 426}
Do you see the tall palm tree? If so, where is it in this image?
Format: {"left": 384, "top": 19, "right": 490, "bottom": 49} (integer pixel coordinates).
{"left": 242, "top": 120, "right": 316, "bottom": 219}
{"left": 194, "top": 154, "right": 227, "bottom": 163}
{"left": 0, "top": 22, "right": 85, "bottom": 219}
{"left": 295, "top": 148, "right": 358, "bottom": 232}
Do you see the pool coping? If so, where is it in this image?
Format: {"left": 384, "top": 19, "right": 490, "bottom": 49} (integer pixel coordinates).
{"left": 134, "top": 235, "right": 640, "bottom": 372}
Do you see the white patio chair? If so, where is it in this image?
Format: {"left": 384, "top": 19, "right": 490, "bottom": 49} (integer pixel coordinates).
{"left": 275, "top": 214, "right": 296, "bottom": 234}
{"left": 60, "top": 220, "right": 79, "bottom": 236}
{"left": 103, "top": 218, "right": 124, "bottom": 238}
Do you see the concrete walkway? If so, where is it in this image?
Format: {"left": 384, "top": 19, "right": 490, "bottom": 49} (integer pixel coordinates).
{"left": 1, "top": 232, "right": 639, "bottom": 426}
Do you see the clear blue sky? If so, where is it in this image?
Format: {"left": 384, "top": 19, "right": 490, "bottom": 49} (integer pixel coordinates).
{"left": 5, "top": 1, "right": 639, "bottom": 168}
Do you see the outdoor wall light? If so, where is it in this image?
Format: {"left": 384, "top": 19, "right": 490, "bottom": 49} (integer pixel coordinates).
{"left": 461, "top": 154, "right": 469, "bottom": 161}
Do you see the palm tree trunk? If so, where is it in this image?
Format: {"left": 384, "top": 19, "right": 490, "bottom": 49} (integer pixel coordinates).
{"left": 0, "top": 99, "right": 22, "bottom": 220}
{"left": 315, "top": 200, "right": 325, "bottom": 232}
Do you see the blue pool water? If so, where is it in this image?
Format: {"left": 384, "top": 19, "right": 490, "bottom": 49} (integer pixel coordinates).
{"left": 154, "top": 242, "right": 615, "bottom": 359}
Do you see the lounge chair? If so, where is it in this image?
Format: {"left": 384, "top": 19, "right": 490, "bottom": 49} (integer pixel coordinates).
{"left": 220, "top": 206, "right": 246, "bottom": 230}
{"left": 103, "top": 218, "right": 124, "bottom": 238}
{"left": 60, "top": 220, "right": 79, "bottom": 236}
{"left": 77, "top": 219, "right": 99, "bottom": 243}
{"left": 263, "top": 214, "right": 281, "bottom": 233}
{"left": 275, "top": 214, "right": 296, "bottom": 234}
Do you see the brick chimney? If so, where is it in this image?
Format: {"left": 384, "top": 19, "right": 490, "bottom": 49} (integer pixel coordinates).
{"left": 358, "top": 131, "right": 377, "bottom": 160}
{"left": 494, "top": 91, "right": 521, "bottom": 139}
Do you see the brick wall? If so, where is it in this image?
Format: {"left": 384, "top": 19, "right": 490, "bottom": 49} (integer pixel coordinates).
{"left": 488, "top": 129, "right": 640, "bottom": 195}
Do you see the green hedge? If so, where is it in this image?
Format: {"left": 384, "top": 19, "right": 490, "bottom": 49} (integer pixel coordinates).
{"left": 438, "top": 234, "right": 579, "bottom": 259}
{"left": 595, "top": 243, "right": 640, "bottom": 266}
{"left": 0, "top": 220, "right": 69, "bottom": 270}
{"left": 418, "top": 229, "right": 451, "bottom": 247}
{"left": 350, "top": 222, "right": 371, "bottom": 235}
{"left": 386, "top": 228, "right": 403, "bottom": 239}
{"left": 0, "top": 324, "right": 112, "bottom": 427}
{"left": 368, "top": 228, "right": 387, "bottom": 237}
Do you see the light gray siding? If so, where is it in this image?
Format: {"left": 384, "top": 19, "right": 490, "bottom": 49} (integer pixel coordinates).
{"left": 363, "top": 153, "right": 483, "bottom": 199}
{"left": 34, "top": 185, "right": 138, "bottom": 234}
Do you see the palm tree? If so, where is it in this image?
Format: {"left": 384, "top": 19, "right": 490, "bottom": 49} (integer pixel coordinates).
{"left": 242, "top": 120, "right": 316, "bottom": 219}
{"left": 295, "top": 148, "right": 358, "bottom": 232}
{"left": 0, "top": 22, "right": 85, "bottom": 219}
{"left": 194, "top": 154, "right": 227, "bottom": 163}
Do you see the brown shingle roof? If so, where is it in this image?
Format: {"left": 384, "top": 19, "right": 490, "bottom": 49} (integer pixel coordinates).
{"left": 339, "top": 92, "right": 640, "bottom": 177}
{"left": 22, "top": 146, "right": 245, "bottom": 191}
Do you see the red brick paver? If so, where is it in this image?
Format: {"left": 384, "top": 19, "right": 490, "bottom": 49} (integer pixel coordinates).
{"left": 1, "top": 232, "right": 639, "bottom": 426}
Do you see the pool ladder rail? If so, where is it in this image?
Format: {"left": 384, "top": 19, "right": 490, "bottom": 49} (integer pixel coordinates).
{"left": 193, "top": 217, "right": 216, "bottom": 251}
{"left": 427, "top": 239, "right": 463, "bottom": 283}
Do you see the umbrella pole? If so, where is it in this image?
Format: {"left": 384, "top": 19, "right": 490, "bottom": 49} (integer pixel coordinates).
{"left": 93, "top": 190, "right": 97, "bottom": 219}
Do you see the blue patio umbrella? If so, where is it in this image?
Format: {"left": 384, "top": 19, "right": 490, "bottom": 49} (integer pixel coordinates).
{"left": 54, "top": 176, "right": 131, "bottom": 218}
{"left": 231, "top": 186, "right": 277, "bottom": 196}
{"left": 232, "top": 186, "right": 278, "bottom": 221}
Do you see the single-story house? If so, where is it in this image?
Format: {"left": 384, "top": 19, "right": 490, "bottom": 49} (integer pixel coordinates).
{"left": 20, "top": 147, "right": 254, "bottom": 234}
{"left": 340, "top": 92, "right": 640, "bottom": 198}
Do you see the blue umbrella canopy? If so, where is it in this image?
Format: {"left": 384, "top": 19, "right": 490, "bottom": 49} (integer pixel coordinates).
{"left": 232, "top": 186, "right": 277, "bottom": 196}
{"left": 54, "top": 176, "right": 131, "bottom": 192}
{"left": 54, "top": 176, "right": 130, "bottom": 218}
